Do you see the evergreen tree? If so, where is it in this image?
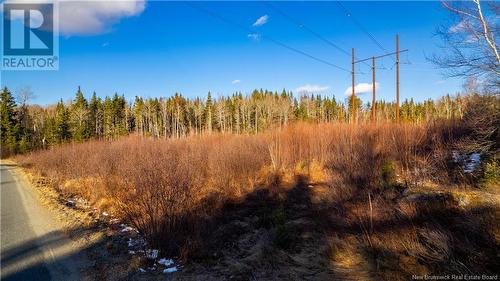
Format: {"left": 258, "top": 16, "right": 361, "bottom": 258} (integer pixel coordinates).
{"left": 103, "top": 96, "right": 114, "bottom": 139}
{"left": 55, "top": 100, "right": 71, "bottom": 143}
{"left": 0, "top": 85, "right": 476, "bottom": 155}
{"left": 0, "top": 87, "right": 18, "bottom": 156}
{"left": 204, "top": 92, "right": 213, "bottom": 133}
{"left": 70, "top": 87, "right": 90, "bottom": 141}
{"left": 112, "top": 94, "right": 127, "bottom": 136}
{"left": 44, "top": 116, "right": 58, "bottom": 146}
{"left": 88, "top": 92, "right": 102, "bottom": 138}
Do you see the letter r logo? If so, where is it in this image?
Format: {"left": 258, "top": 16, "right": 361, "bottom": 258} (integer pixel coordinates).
{"left": 3, "top": 3, "right": 54, "bottom": 56}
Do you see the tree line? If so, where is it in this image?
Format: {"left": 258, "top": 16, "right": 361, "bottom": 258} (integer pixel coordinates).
{"left": 1, "top": 86, "right": 467, "bottom": 157}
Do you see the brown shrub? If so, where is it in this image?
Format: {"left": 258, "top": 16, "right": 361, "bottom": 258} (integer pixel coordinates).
{"left": 14, "top": 121, "right": 456, "bottom": 258}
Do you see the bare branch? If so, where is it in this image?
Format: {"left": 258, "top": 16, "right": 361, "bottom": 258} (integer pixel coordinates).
{"left": 441, "top": 1, "right": 479, "bottom": 20}
{"left": 432, "top": 1, "right": 500, "bottom": 87}
{"left": 473, "top": 0, "right": 500, "bottom": 64}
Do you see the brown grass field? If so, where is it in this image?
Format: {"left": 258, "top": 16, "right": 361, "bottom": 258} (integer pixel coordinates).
{"left": 15, "top": 121, "right": 500, "bottom": 280}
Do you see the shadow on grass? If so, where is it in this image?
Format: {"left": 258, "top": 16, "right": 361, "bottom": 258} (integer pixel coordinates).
{"left": 182, "top": 177, "right": 500, "bottom": 281}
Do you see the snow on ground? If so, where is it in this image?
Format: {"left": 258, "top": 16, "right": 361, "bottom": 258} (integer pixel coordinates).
{"left": 163, "top": 266, "right": 178, "bottom": 273}
{"left": 121, "top": 226, "right": 134, "bottom": 232}
{"left": 66, "top": 196, "right": 90, "bottom": 208}
{"left": 158, "top": 258, "right": 174, "bottom": 266}
{"left": 452, "top": 151, "right": 482, "bottom": 174}
{"left": 464, "top": 153, "right": 481, "bottom": 173}
{"left": 146, "top": 249, "right": 159, "bottom": 259}
{"left": 120, "top": 223, "right": 137, "bottom": 233}
{"left": 127, "top": 237, "right": 146, "bottom": 248}
{"left": 118, "top": 221, "right": 180, "bottom": 273}
{"left": 158, "top": 258, "right": 178, "bottom": 274}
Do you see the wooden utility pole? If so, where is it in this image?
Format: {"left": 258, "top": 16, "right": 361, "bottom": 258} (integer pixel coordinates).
{"left": 351, "top": 48, "right": 355, "bottom": 124}
{"left": 396, "top": 34, "right": 400, "bottom": 123}
{"left": 371, "top": 56, "right": 376, "bottom": 122}
{"left": 352, "top": 35, "right": 407, "bottom": 123}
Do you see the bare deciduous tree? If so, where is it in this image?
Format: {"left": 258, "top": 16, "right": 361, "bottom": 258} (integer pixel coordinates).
{"left": 16, "top": 86, "right": 36, "bottom": 106}
{"left": 432, "top": 0, "right": 499, "bottom": 87}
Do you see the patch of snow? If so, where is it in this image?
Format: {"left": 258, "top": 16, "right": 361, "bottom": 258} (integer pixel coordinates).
{"left": 102, "top": 211, "right": 109, "bottom": 217}
{"left": 158, "top": 258, "right": 174, "bottom": 266}
{"left": 128, "top": 250, "right": 136, "bottom": 254}
{"left": 464, "top": 153, "right": 481, "bottom": 173}
{"left": 138, "top": 268, "right": 146, "bottom": 273}
{"left": 121, "top": 226, "right": 134, "bottom": 232}
{"left": 452, "top": 151, "right": 482, "bottom": 174}
{"left": 146, "top": 249, "right": 159, "bottom": 259}
{"left": 163, "top": 266, "right": 178, "bottom": 273}
{"left": 127, "top": 238, "right": 145, "bottom": 248}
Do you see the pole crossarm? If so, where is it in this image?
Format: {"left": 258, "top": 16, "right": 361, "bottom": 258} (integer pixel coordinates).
{"left": 353, "top": 49, "right": 409, "bottom": 64}
{"left": 350, "top": 34, "right": 404, "bottom": 124}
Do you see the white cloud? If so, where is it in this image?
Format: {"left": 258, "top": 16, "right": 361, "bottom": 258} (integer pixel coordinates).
{"left": 231, "top": 79, "right": 241, "bottom": 84}
{"left": 296, "top": 84, "right": 330, "bottom": 94}
{"left": 252, "top": 15, "right": 268, "bottom": 27}
{"left": 449, "top": 20, "right": 468, "bottom": 33}
{"left": 247, "top": 33, "right": 261, "bottom": 41}
{"left": 5, "top": 0, "right": 146, "bottom": 36}
{"left": 60, "top": 1, "right": 145, "bottom": 36}
{"left": 344, "top": 82, "right": 379, "bottom": 96}
{"left": 465, "top": 35, "right": 479, "bottom": 43}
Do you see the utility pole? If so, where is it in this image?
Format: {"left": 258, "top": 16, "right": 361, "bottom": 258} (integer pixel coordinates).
{"left": 372, "top": 56, "right": 376, "bottom": 122}
{"left": 351, "top": 35, "right": 407, "bottom": 124}
{"left": 351, "top": 48, "right": 355, "bottom": 124}
{"left": 396, "top": 34, "right": 400, "bottom": 124}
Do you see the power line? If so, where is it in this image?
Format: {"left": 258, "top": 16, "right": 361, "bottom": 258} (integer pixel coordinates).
{"left": 262, "top": 36, "right": 351, "bottom": 72}
{"left": 185, "top": 2, "right": 351, "bottom": 73}
{"left": 354, "top": 49, "right": 409, "bottom": 64}
{"left": 265, "top": 1, "right": 371, "bottom": 68}
{"left": 266, "top": 2, "right": 349, "bottom": 57}
{"left": 335, "top": 1, "right": 389, "bottom": 53}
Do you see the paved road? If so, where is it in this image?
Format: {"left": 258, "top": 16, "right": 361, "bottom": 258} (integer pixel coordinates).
{"left": 1, "top": 162, "right": 85, "bottom": 281}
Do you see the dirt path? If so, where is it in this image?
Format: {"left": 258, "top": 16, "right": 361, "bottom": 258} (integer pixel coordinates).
{"left": 1, "top": 161, "right": 90, "bottom": 281}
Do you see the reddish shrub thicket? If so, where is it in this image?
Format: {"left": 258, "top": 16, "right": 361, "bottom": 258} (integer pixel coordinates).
{"left": 15, "top": 121, "right": 458, "bottom": 257}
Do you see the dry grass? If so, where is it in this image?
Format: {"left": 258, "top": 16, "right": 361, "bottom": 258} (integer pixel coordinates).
{"left": 14, "top": 121, "right": 499, "bottom": 279}
{"left": 13, "top": 122, "right": 448, "bottom": 246}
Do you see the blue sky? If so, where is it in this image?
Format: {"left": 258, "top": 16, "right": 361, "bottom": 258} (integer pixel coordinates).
{"left": 1, "top": 1, "right": 463, "bottom": 105}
